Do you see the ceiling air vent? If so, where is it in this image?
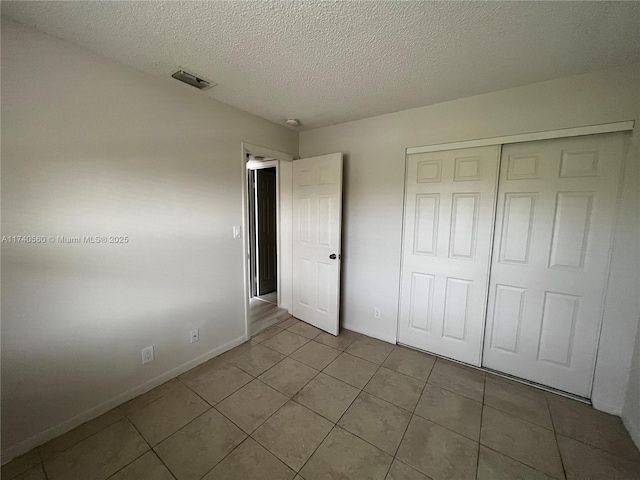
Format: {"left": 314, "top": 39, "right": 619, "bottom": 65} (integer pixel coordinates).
{"left": 171, "top": 69, "right": 215, "bottom": 91}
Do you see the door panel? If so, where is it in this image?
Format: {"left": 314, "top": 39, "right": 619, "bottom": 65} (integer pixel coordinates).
{"left": 483, "top": 133, "right": 625, "bottom": 397}
{"left": 292, "top": 153, "right": 343, "bottom": 335}
{"left": 398, "top": 146, "right": 500, "bottom": 365}
{"left": 256, "top": 168, "right": 277, "bottom": 295}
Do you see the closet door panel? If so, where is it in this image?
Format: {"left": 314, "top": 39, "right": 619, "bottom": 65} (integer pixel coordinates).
{"left": 398, "top": 146, "right": 500, "bottom": 365}
{"left": 483, "top": 133, "right": 625, "bottom": 397}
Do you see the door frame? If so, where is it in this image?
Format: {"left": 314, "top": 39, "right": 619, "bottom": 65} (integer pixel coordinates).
{"left": 396, "top": 121, "right": 634, "bottom": 398}
{"left": 247, "top": 160, "right": 278, "bottom": 297}
{"left": 406, "top": 121, "right": 634, "bottom": 154}
{"left": 241, "top": 143, "right": 294, "bottom": 340}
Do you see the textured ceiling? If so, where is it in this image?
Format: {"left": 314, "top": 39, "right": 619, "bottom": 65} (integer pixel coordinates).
{"left": 2, "top": 1, "right": 640, "bottom": 130}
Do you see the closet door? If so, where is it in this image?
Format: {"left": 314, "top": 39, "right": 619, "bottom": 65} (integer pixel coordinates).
{"left": 483, "top": 133, "right": 625, "bottom": 397}
{"left": 398, "top": 146, "right": 500, "bottom": 365}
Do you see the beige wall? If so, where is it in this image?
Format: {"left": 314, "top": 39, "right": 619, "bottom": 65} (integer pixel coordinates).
{"left": 300, "top": 64, "right": 640, "bottom": 419}
{"left": 1, "top": 19, "right": 298, "bottom": 458}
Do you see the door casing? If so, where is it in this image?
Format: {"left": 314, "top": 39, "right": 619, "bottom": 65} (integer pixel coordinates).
{"left": 241, "top": 143, "right": 293, "bottom": 339}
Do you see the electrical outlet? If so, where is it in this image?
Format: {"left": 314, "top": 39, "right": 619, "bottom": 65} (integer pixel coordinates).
{"left": 190, "top": 328, "right": 199, "bottom": 344}
{"left": 142, "top": 346, "right": 154, "bottom": 364}
{"left": 374, "top": 307, "right": 381, "bottom": 319}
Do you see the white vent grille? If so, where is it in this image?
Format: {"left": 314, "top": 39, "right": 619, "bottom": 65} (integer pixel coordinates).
{"left": 171, "top": 69, "right": 215, "bottom": 90}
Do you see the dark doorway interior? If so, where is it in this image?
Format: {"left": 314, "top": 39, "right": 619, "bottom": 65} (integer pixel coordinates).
{"left": 249, "top": 166, "right": 277, "bottom": 303}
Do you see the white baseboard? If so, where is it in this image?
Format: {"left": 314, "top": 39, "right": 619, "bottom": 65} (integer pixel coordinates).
{"left": 1, "top": 335, "right": 247, "bottom": 463}
{"left": 343, "top": 323, "right": 396, "bottom": 345}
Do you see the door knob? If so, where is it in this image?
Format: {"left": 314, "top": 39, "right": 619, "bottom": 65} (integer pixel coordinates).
{"left": 329, "top": 253, "right": 337, "bottom": 259}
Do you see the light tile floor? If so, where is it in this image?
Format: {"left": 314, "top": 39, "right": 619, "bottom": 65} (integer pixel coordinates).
{"left": 249, "top": 297, "right": 290, "bottom": 336}
{"left": 3, "top": 317, "right": 640, "bottom": 480}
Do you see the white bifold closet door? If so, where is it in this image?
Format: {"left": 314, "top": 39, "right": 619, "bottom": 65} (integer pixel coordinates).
{"left": 483, "top": 133, "right": 625, "bottom": 397}
{"left": 398, "top": 146, "right": 500, "bottom": 365}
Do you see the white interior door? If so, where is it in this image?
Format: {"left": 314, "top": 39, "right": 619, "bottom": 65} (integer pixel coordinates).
{"left": 483, "top": 133, "right": 625, "bottom": 397}
{"left": 292, "top": 153, "right": 343, "bottom": 335}
{"left": 398, "top": 146, "right": 500, "bottom": 365}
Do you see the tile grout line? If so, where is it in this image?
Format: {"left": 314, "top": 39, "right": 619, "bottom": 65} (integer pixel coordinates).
{"left": 209, "top": 342, "right": 326, "bottom": 473}
{"left": 130, "top": 382, "right": 214, "bottom": 440}
{"left": 411, "top": 407, "right": 483, "bottom": 444}
{"left": 218, "top": 335, "right": 343, "bottom": 477}
{"left": 36, "top": 409, "right": 125, "bottom": 468}
{"left": 227, "top": 351, "right": 287, "bottom": 377}
{"left": 294, "top": 341, "right": 397, "bottom": 477}
{"left": 546, "top": 396, "right": 640, "bottom": 465}
{"left": 338, "top": 342, "right": 396, "bottom": 475}
{"left": 240, "top": 334, "right": 357, "bottom": 477}
{"left": 476, "top": 374, "right": 486, "bottom": 480}
{"left": 289, "top": 343, "right": 343, "bottom": 371}
{"left": 10, "top": 335, "right": 353, "bottom": 477}
{"left": 481, "top": 403, "right": 555, "bottom": 432}
{"left": 248, "top": 374, "right": 321, "bottom": 433}
{"left": 321, "top": 351, "right": 378, "bottom": 389}
{"left": 39, "top": 414, "right": 142, "bottom": 479}
{"left": 478, "top": 381, "right": 568, "bottom": 478}
{"left": 23, "top": 328, "right": 639, "bottom": 480}
{"left": 8, "top": 449, "right": 47, "bottom": 480}
{"left": 163, "top": 355, "right": 287, "bottom": 478}
{"left": 119, "top": 417, "right": 178, "bottom": 480}
{"left": 204, "top": 325, "right": 314, "bottom": 476}
{"left": 36, "top": 446, "right": 48, "bottom": 480}
{"left": 211, "top": 377, "right": 285, "bottom": 434}
{"left": 179, "top": 373, "right": 251, "bottom": 407}
{"left": 429, "top": 359, "right": 563, "bottom": 478}
{"left": 440, "top": 358, "right": 640, "bottom": 464}
{"left": 382, "top": 358, "right": 435, "bottom": 479}
{"left": 387, "top": 353, "right": 446, "bottom": 477}
{"left": 425, "top": 358, "right": 486, "bottom": 403}
{"left": 292, "top": 423, "right": 336, "bottom": 477}
{"left": 24, "top": 376, "right": 214, "bottom": 480}
{"left": 15, "top": 343, "right": 417, "bottom": 479}
{"left": 196, "top": 436, "right": 257, "bottom": 479}
{"left": 478, "top": 416, "right": 564, "bottom": 477}
{"left": 546, "top": 395, "right": 569, "bottom": 480}
{"left": 424, "top": 380, "right": 483, "bottom": 403}
{"left": 259, "top": 331, "right": 313, "bottom": 356}
{"left": 181, "top": 355, "right": 293, "bottom": 479}
{"left": 250, "top": 396, "right": 329, "bottom": 472}
{"left": 569, "top": 437, "right": 640, "bottom": 466}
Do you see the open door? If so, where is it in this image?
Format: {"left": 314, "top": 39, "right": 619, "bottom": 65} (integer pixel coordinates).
{"left": 255, "top": 168, "right": 277, "bottom": 295}
{"left": 292, "top": 153, "right": 343, "bottom": 335}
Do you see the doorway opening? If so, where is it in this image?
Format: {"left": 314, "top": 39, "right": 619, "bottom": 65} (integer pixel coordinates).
{"left": 248, "top": 161, "right": 278, "bottom": 304}
{"left": 241, "top": 143, "right": 294, "bottom": 338}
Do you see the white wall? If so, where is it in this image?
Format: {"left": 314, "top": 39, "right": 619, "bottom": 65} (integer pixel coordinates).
{"left": 623, "top": 316, "right": 640, "bottom": 448}
{"left": 300, "top": 64, "right": 640, "bottom": 415}
{"left": 1, "top": 19, "right": 298, "bottom": 459}
{"left": 279, "top": 160, "right": 293, "bottom": 314}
